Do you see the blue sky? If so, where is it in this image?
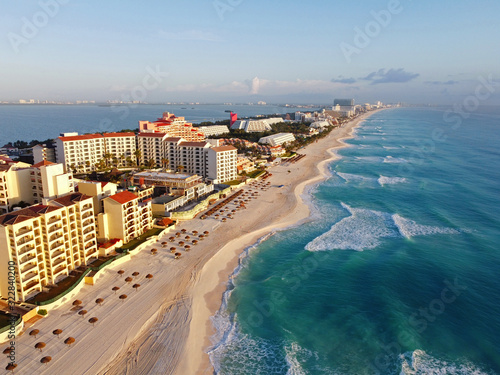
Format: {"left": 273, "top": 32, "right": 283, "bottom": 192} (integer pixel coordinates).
{"left": 1, "top": 0, "right": 499, "bottom": 104}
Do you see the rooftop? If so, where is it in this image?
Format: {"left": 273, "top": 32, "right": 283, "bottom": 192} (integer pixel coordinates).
{"left": 108, "top": 191, "right": 138, "bottom": 205}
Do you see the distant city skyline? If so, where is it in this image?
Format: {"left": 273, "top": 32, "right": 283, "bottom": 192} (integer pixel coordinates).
{"left": 1, "top": 0, "right": 499, "bottom": 105}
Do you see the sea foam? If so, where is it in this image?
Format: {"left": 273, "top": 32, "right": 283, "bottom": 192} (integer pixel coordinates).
{"left": 399, "top": 350, "right": 494, "bottom": 375}
{"left": 306, "top": 203, "right": 461, "bottom": 252}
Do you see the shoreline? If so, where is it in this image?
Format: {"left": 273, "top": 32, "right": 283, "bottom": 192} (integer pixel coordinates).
{"left": 176, "top": 109, "right": 384, "bottom": 374}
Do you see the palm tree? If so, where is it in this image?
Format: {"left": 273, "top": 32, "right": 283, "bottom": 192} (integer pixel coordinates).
{"left": 119, "top": 154, "right": 126, "bottom": 167}
{"left": 177, "top": 165, "right": 184, "bottom": 173}
{"left": 134, "top": 149, "right": 142, "bottom": 167}
{"left": 147, "top": 159, "right": 156, "bottom": 169}
{"left": 161, "top": 157, "right": 169, "bottom": 170}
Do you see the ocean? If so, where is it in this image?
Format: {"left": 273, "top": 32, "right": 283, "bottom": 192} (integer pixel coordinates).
{"left": 208, "top": 107, "right": 500, "bottom": 374}
{"left": 0, "top": 103, "right": 296, "bottom": 147}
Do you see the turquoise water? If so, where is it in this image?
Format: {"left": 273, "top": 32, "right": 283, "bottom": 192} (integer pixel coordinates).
{"left": 209, "top": 108, "right": 500, "bottom": 374}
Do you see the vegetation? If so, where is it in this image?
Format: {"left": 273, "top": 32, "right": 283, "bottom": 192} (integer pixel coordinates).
{"left": 37, "top": 309, "right": 48, "bottom": 316}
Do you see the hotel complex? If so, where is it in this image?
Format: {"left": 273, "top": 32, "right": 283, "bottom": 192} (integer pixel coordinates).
{"left": 0, "top": 192, "right": 98, "bottom": 302}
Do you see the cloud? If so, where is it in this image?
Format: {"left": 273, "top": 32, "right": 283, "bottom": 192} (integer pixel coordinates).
{"left": 331, "top": 76, "right": 357, "bottom": 84}
{"left": 362, "top": 68, "right": 419, "bottom": 84}
{"left": 249, "top": 77, "right": 260, "bottom": 95}
{"left": 424, "top": 80, "right": 459, "bottom": 85}
{"left": 157, "top": 29, "right": 222, "bottom": 42}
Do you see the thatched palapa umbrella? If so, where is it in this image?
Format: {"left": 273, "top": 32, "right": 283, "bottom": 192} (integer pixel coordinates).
{"left": 125, "top": 276, "right": 133, "bottom": 283}
{"left": 52, "top": 329, "right": 63, "bottom": 338}
{"left": 72, "top": 300, "right": 82, "bottom": 307}
{"left": 34, "top": 342, "right": 46, "bottom": 352}
{"left": 132, "top": 271, "right": 140, "bottom": 277}
{"left": 184, "top": 235, "right": 190, "bottom": 240}
{"left": 29, "top": 329, "right": 39, "bottom": 338}
{"left": 174, "top": 252, "right": 182, "bottom": 259}
{"left": 64, "top": 337, "right": 75, "bottom": 347}
{"left": 192, "top": 230, "right": 198, "bottom": 235}
{"left": 184, "top": 245, "right": 191, "bottom": 251}
{"left": 146, "top": 274, "right": 153, "bottom": 281}
{"left": 78, "top": 310, "right": 87, "bottom": 318}
{"left": 132, "top": 283, "right": 141, "bottom": 291}
{"left": 151, "top": 248, "right": 158, "bottom": 255}
{"left": 88, "top": 317, "right": 98, "bottom": 327}
{"left": 119, "top": 294, "right": 127, "bottom": 303}
{"left": 181, "top": 228, "right": 187, "bottom": 233}
{"left": 117, "top": 270, "right": 125, "bottom": 276}
{"left": 203, "top": 231, "right": 209, "bottom": 235}
{"left": 5, "top": 363, "right": 17, "bottom": 373}
{"left": 169, "top": 236, "right": 175, "bottom": 242}
{"left": 3, "top": 347, "right": 12, "bottom": 355}
{"left": 112, "top": 286, "right": 120, "bottom": 294}
{"left": 40, "top": 356, "right": 52, "bottom": 365}
{"left": 95, "top": 298, "right": 104, "bottom": 306}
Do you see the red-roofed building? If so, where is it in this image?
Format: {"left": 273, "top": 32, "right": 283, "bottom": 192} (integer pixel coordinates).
{"left": 138, "top": 111, "right": 205, "bottom": 142}
{"left": 98, "top": 190, "right": 153, "bottom": 244}
{"left": 55, "top": 132, "right": 136, "bottom": 173}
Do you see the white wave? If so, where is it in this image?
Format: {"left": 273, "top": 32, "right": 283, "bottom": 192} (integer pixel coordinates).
{"left": 305, "top": 203, "right": 399, "bottom": 251}
{"left": 393, "top": 214, "right": 461, "bottom": 239}
{"left": 355, "top": 156, "right": 385, "bottom": 163}
{"left": 378, "top": 176, "right": 407, "bottom": 186}
{"left": 383, "top": 146, "right": 400, "bottom": 150}
{"left": 336, "top": 172, "right": 375, "bottom": 184}
{"left": 399, "top": 350, "right": 494, "bottom": 375}
{"left": 384, "top": 155, "right": 408, "bottom": 163}
{"left": 306, "top": 203, "right": 462, "bottom": 252}
{"left": 285, "top": 342, "right": 308, "bottom": 375}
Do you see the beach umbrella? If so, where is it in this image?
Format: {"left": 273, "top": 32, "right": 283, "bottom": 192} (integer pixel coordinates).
{"left": 203, "top": 231, "right": 209, "bottom": 235}
{"left": 29, "top": 329, "right": 39, "bottom": 338}
{"left": 146, "top": 274, "right": 153, "bottom": 281}
{"left": 222, "top": 218, "right": 227, "bottom": 222}
{"left": 133, "top": 283, "right": 141, "bottom": 291}
{"left": 192, "top": 240, "right": 198, "bottom": 245}
{"left": 34, "top": 342, "right": 46, "bottom": 352}
{"left": 181, "top": 228, "right": 187, "bottom": 233}
{"left": 185, "top": 235, "right": 190, "bottom": 239}
{"left": 125, "top": 276, "right": 133, "bottom": 283}
{"left": 151, "top": 248, "right": 157, "bottom": 255}
{"left": 198, "top": 235, "right": 204, "bottom": 239}
{"left": 174, "top": 252, "right": 182, "bottom": 259}
{"left": 40, "top": 356, "right": 52, "bottom": 365}
{"left": 132, "top": 271, "right": 140, "bottom": 277}
{"left": 178, "top": 241, "right": 185, "bottom": 246}
{"left": 170, "top": 247, "right": 176, "bottom": 252}
{"left": 88, "top": 317, "right": 98, "bottom": 327}
{"left": 192, "top": 230, "right": 198, "bottom": 234}
{"left": 175, "top": 232, "right": 181, "bottom": 237}
{"left": 52, "top": 329, "right": 63, "bottom": 338}
{"left": 95, "top": 298, "right": 104, "bottom": 306}
{"left": 161, "top": 241, "right": 167, "bottom": 245}
{"left": 117, "top": 270, "right": 125, "bottom": 276}
{"left": 184, "top": 245, "right": 190, "bottom": 251}
{"left": 3, "top": 347, "right": 12, "bottom": 355}
{"left": 78, "top": 310, "right": 88, "bottom": 318}
{"left": 119, "top": 294, "right": 127, "bottom": 303}
{"left": 5, "top": 363, "right": 17, "bottom": 373}
{"left": 169, "top": 236, "right": 175, "bottom": 242}
{"left": 112, "top": 286, "right": 120, "bottom": 294}
{"left": 72, "top": 300, "right": 82, "bottom": 307}
{"left": 64, "top": 337, "right": 75, "bottom": 347}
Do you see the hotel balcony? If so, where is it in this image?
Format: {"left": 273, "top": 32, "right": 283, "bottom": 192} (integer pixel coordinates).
{"left": 23, "top": 280, "right": 41, "bottom": 294}
{"left": 16, "top": 236, "right": 34, "bottom": 247}
{"left": 52, "top": 257, "right": 66, "bottom": 268}
{"left": 50, "top": 241, "right": 64, "bottom": 251}
{"left": 18, "top": 244, "right": 36, "bottom": 257}
{"left": 47, "top": 216, "right": 61, "bottom": 225}
{"left": 15, "top": 227, "right": 33, "bottom": 237}
{"left": 22, "top": 272, "right": 39, "bottom": 284}
{"left": 53, "top": 265, "right": 67, "bottom": 277}
{"left": 52, "top": 249, "right": 65, "bottom": 259}
{"left": 20, "top": 262, "right": 37, "bottom": 274}
{"left": 82, "top": 218, "right": 94, "bottom": 227}
{"left": 19, "top": 253, "right": 36, "bottom": 265}
{"left": 81, "top": 212, "right": 93, "bottom": 219}
{"left": 85, "top": 248, "right": 97, "bottom": 258}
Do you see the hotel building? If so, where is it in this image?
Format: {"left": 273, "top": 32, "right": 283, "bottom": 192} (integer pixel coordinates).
{"left": 97, "top": 191, "right": 153, "bottom": 244}
{"left": 0, "top": 192, "right": 97, "bottom": 302}
{"left": 139, "top": 112, "right": 205, "bottom": 141}
{"left": 55, "top": 132, "right": 136, "bottom": 173}
{"left": 258, "top": 133, "right": 296, "bottom": 147}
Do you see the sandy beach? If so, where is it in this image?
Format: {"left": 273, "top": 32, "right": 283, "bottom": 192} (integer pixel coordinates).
{"left": 1, "top": 110, "right": 381, "bottom": 375}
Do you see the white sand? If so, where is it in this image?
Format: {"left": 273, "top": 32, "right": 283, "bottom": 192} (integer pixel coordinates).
{"left": 1, "top": 110, "right": 382, "bottom": 375}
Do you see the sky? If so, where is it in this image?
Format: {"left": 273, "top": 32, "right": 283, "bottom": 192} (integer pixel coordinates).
{"left": 1, "top": 0, "right": 500, "bottom": 105}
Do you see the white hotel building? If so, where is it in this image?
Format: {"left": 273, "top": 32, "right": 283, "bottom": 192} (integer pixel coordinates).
{"left": 54, "top": 132, "right": 136, "bottom": 173}
{"left": 137, "top": 134, "right": 237, "bottom": 183}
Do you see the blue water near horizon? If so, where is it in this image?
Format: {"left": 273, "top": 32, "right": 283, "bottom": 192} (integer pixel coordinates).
{"left": 208, "top": 107, "right": 500, "bottom": 374}
{"left": 0, "top": 103, "right": 299, "bottom": 147}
